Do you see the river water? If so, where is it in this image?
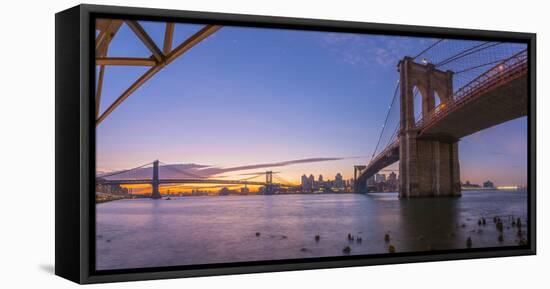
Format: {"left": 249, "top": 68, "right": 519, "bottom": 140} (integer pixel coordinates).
{"left": 96, "top": 190, "right": 528, "bottom": 270}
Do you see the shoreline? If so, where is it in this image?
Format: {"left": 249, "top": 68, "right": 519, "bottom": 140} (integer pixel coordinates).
{"left": 95, "top": 188, "right": 526, "bottom": 204}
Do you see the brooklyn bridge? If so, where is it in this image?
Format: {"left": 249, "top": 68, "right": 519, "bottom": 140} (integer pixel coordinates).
{"left": 95, "top": 20, "right": 528, "bottom": 199}
{"left": 354, "top": 45, "right": 527, "bottom": 197}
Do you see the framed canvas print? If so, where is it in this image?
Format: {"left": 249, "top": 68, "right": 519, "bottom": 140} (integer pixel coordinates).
{"left": 55, "top": 4, "right": 536, "bottom": 284}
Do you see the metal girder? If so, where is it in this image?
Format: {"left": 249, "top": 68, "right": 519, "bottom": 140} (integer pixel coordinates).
{"left": 163, "top": 22, "right": 175, "bottom": 54}
{"left": 125, "top": 20, "right": 164, "bottom": 63}
{"left": 96, "top": 19, "right": 115, "bottom": 32}
{"left": 95, "top": 65, "right": 106, "bottom": 119}
{"left": 166, "top": 25, "right": 221, "bottom": 65}
{"left": 95, "top": 20, "right": 222, "bottom": 126}
{"left": 95, "top": 19, "right": 123, "bottom": 57}
{"left": 96, "top": 57, "right": 156, "bottom": 66}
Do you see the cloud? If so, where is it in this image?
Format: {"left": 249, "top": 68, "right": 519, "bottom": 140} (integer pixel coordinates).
{"left": 200, "top": 157, "right": 351, "bottom": 176}
{"left": 320, "top": 33, "right": 435, "bottom": 68}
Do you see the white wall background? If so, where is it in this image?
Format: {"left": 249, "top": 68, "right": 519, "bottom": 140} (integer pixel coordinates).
{"left": 0, "top": 0, "right": 547, "bottom": 287}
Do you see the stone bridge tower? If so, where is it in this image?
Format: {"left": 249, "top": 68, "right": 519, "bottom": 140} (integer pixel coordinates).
{"left": 398, "top": 57, "right": 461, "bottom": 198}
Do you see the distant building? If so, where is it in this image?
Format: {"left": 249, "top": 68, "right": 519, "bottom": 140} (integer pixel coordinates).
{"left": 334, "top": 173, "right": 343, "bottom": 188}
{"left": 318, "top": 174, "right": 324, "bottom": 182}
{"left": 219, "top": 187, "right": 231, "bottom": 196}
{"left": 388, "top": 172, "right": 397, "bottom": 183}
{"left": 386, "top": 171, "right": 398, "bottom": 191}
{"left": 483, "top": 180, "right": 495, "bottom": 188}
{"left": 308, "top": 174, "right": 315, "bottom": 190}
{"left": 367, "top": 176, "right": 375, "bottom": 186}
{"left": 375, "top": 173, "right": 386, "bottom": 183}
{"left": 95, "top": 182, "right": 129, "bottom": 196}
{"left": 191, "top": 189, "right": 208, "bottom": 196}
{"left": 462, "top": 180, "right": 481, "bottom": 188}
{"left": 301, "top": 174, "right": 312, "bottom": 191}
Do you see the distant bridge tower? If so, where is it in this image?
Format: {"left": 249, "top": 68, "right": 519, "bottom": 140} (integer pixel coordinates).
{"left": 398, "top": 57, "right": 461, "bottom": 198}
{"left": 353, "top": 165, "right": 366, "bottom": 192}
{"left": 151, "top": 160, "right": 162, "bottom": 199}
{"left": 265, "top": 171, "right": 274, "bottom": 194}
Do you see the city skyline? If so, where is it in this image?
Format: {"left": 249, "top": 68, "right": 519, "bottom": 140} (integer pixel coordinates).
{"left": 100, "top": 166, "right": 517, "bottom": 195}
{"left": 96, "top": 20, "right": 528, "bottom": 188}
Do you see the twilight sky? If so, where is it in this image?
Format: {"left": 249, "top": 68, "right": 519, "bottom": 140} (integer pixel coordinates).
{"left": 96, "top": 20, "right": 527, "bottom": 187}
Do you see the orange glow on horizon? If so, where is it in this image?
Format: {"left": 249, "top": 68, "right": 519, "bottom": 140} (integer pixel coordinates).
{"left": 121, "top": 183, "right": 264, "bottom": 194}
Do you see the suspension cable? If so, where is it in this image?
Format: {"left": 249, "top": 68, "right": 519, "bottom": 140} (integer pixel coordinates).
{"left": 434, "top": 41, "right": 490, "bottom": 67}
{"left": 97, "top": 161, "right": 154, "bottom": 178}
{"left": 238, "top": 174, "right": 264, "bottom": 181}
{"left": 454, "top": 57, "right": 509, "bottom": 75}
{"left": 413, "top": 38, "right": 444, "bottom": 60}
{"left": 273, "top": 174, "right": 293, "bottom": 186}
{"left": 436, "top": 42, "right": 501, "bottom": 67}
{"left": 370, "top": 81, "right": 399, "bottom": 164}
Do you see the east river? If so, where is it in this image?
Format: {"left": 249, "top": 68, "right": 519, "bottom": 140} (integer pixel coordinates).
{"left": 96, "top": 190, "right": 528, "bottom": 270}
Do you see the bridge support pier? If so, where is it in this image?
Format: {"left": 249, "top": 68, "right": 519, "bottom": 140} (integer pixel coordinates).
{"left": 399, "top": 133, "right": 461, "bottom": 197}
{"left": 398, "top": 56, "right": 461, "bottom": 198}
{"left": 151, "top": 160, "right": 162, "bottom": 199}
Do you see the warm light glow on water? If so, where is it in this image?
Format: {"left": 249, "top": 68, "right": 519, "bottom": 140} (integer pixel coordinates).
{"left": 497, "top": 186, "right": 520, "bottom": 190}
{"left": 96, "top": 190, "right": 528, "bottom": 270}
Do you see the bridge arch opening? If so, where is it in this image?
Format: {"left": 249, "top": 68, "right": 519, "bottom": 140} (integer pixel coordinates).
{"left": 434, "top": 91, "right": 442, "bottom": 108}
{"left": 413, "top": 87, "right": 422, "bottom": 123}
{"left": 432, "top": 90, "right": 445, "bottom": 116}
{"left": 411, "top": 85, "right": 445, "bottom": 123}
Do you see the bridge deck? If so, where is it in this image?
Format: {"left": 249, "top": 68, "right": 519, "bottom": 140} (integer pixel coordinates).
{"left": 419, "top": 65, "right": 527, "bottom": 140}
{"left": 355, "top": 141, "right": 399, "bottom": 187}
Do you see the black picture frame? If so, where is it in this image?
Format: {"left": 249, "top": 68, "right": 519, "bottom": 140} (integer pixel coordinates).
{"left": 55, "top": 4, "right": 536, "bottom": 284}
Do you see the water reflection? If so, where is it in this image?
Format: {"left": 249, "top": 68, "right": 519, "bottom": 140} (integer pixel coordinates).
{"left": 96, "top": 190, "right": 527, "bottom": 270}
{"left": 397, "top": 197, "right": 461, "bottom": 252}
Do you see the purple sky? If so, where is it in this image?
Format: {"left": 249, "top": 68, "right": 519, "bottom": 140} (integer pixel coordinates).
{"left": 96, "top": 20, "right": 527, "bottom": 186}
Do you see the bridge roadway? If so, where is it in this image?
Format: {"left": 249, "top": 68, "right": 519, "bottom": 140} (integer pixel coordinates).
{"left": 418, "top": 63, "right": 527, "bottom": 140}
{"left": 358, "top": 141, "right": 400, "bottom": 184}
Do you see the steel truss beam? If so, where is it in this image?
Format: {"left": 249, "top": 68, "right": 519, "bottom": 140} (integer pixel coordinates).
{"left": 95, "top": 19, "right": 222, "bottom": 126}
